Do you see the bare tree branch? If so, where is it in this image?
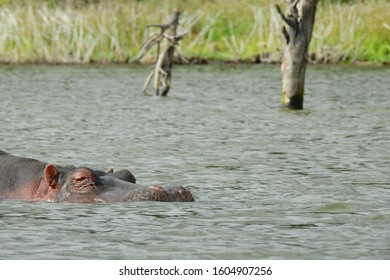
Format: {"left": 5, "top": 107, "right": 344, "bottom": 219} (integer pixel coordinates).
{"left": 275, "top": 4, "right": 299, "bottom": 29}
{"left": 138, "top": 9, "right": 186, "bottom": 96}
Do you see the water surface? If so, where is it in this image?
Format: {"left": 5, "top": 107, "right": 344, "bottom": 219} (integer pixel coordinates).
{"left": 0, "top": 64, "right": 389, "bottom": 259}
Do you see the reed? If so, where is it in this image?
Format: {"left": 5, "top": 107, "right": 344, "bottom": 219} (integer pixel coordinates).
{"left": 0, "top": 0, "right": 388, "bottom": 64}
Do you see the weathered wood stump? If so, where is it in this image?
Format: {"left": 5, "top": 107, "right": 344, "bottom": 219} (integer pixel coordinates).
{"left": 138, "top": 9, "right": 187, "bottom": 96}
{"left": 276, "top": 0, "right": 318, "bottom": 109}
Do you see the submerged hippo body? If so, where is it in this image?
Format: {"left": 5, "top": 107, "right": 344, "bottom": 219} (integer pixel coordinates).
{"left": 0, "top": 150, "right": 194, "bottom": 203}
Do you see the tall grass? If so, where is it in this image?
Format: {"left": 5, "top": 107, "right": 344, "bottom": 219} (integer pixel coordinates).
{"left": 313, "top": 1, "right": 390, "bottom": 63}
{"left": 0, "top": 0, "right": 388, "bottom": 64}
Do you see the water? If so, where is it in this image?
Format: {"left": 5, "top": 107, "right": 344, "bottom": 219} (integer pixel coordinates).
{"left": 0, "top": 64, "right": 389, "bottom": 259}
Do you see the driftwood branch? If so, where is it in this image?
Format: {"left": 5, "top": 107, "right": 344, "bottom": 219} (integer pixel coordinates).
{"left": 139, "top": 9, "right": 187, "bottom": 96}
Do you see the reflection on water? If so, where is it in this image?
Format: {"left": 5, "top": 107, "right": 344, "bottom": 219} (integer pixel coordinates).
{"left": 0, "top": 64, "right": 389, "bottom": 259}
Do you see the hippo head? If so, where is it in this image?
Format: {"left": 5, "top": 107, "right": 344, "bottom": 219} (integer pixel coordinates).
{"left": 41, "top": 164, "right": 194, "bottom": 203}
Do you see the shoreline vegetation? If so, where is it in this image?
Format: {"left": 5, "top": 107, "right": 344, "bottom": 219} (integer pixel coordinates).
{"left": 0, "top": 0, "right": 389, "bottom": 65}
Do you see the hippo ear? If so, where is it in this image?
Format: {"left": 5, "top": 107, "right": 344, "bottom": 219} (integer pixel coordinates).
{"left": 44, "top": 164, "right": 60, "bottom": 189}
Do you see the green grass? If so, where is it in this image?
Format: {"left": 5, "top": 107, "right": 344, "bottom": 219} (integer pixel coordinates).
{"left": 0, "top": 0, "right": 388, "bottom": 64}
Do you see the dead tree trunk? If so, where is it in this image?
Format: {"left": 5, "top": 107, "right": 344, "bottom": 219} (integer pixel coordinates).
{"left": 276, "top": 0, "right": 318, "bottom": 109}
{"left": 138, "top": 9, "right": 187, "bottom": 96}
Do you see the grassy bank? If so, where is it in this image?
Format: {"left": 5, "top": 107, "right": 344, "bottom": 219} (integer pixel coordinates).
{"left": 0, "top": 0, "right": 388, "bottom": 64}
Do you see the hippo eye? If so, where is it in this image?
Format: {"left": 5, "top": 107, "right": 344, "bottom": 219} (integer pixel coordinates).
{"left": 70, "top": 168, "right": 97, "bottom": 192}
{"left": 71, "top": 175, "right": 96, "bottom": 190}
{"left": 75, "top": 176, "right": 87, "bottom": 182}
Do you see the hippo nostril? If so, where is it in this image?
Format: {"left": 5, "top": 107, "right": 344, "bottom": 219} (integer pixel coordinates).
{"left": 177, "top": 186, "right": 186, "bottom": 194}
{"left": 176, "top": 186, "right": 194, "bottom": 202}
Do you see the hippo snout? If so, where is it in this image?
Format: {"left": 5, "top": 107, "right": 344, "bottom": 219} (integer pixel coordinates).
{"left": 95, "top": 176, "right": 194, "bottom": 203}
{"left": 166, "top": 186, "right": 195, "bottom": 202}
{"left": 120, "top": 185, "right": 194, "bottom": 202}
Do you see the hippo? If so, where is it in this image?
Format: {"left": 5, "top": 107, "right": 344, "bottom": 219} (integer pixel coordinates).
{"left": 0, "top": 150, "right": 194, "bottom": 203}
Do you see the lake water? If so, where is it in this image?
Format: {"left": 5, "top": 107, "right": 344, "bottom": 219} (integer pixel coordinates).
{"left": 0, "top": 64, "right": 389, "bottom": 259}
